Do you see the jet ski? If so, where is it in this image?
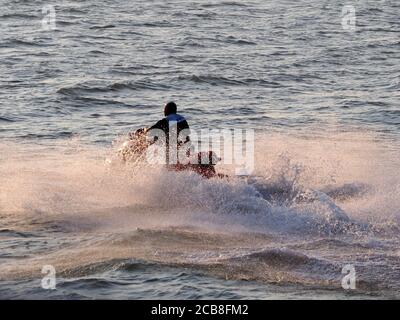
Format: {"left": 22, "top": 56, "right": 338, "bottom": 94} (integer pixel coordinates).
{"left": 112, "top": 128, "right": 224, "bottom": 179}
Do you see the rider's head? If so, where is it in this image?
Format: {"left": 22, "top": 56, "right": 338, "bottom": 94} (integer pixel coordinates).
{"left": 164, "top": 101, "right": 177, "bottom": 116}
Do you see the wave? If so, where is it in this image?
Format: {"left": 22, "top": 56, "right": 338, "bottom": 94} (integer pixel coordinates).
{"left": 201, "top": 2, "right": 250, "bottom": 8}
{"left": 0, "top": 13, "right": 38, "bottom": 19}
{"left": 64, "top": 96, "right": 135, "bottom": 109}
{"left": 228, "top": 248, "right": 324, "bottom": 268}
{"left": 177, "top": 74, "right": 281, "bottom": 87}
{"left": 56, "top": 74, "right": 282, "bottom": 97}
{"left": 0, "top": 229, "right": 37, "bottom": 238}
{"left": 57, "top": 80, "right": 171, "bottom": 96}
{"left": 220, "top": 36, "right": 257, "bottom": 46}
{"left": 321, "top": 183, "right": 371, "bottom": 202}
{"left": 0, "top": 39, "right": 52, "bottom": 49}
{"left": 0, "top": 116, "right": 14, "bottom": 122}
{"left": 89, "top": 25, "right": 116, "bottom": 30}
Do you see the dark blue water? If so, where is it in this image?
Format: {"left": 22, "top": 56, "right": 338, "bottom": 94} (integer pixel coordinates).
{"left": 1, "top": 0, "right": 399, "bottom": 143}
{"left": 1, "top": 263, "right": 389, "bottom": 300}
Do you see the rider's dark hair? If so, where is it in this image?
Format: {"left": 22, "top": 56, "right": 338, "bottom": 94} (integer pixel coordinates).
{"left": 164, "top": 101, "right": 177, "bottom": 116}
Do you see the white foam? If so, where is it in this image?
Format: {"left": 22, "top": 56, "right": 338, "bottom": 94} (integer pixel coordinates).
{"left": 0, "top": 131, "right": 399, "bottom": 236}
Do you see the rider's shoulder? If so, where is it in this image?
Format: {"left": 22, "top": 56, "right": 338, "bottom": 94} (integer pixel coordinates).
{"left": 165, "top": 113, "right": 186, "bottom": 122}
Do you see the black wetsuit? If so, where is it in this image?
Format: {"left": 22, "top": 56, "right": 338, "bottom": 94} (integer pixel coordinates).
{"left": 148, "top": 113, "right": 191, "bottom": 163}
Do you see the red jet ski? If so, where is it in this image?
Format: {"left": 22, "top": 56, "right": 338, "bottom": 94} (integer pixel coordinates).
{"left": 116, "top": 128, "right": 224, "bottom": 179}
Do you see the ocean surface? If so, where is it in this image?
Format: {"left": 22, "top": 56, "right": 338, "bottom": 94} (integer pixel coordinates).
{"left": 1, "top": 0, "right": 400, "bottom": 299}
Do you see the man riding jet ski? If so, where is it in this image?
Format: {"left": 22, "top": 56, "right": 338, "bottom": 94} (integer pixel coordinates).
{"left": 118, "top": 102, "right": 223, "bottom": 179}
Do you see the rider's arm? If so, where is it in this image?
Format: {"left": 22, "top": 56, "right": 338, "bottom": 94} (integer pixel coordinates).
{"left": 149, "top": 119, "right": 167, "bottom": 131}
{"left": 148, "top": 119, "right": 168, "bottom": 142}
